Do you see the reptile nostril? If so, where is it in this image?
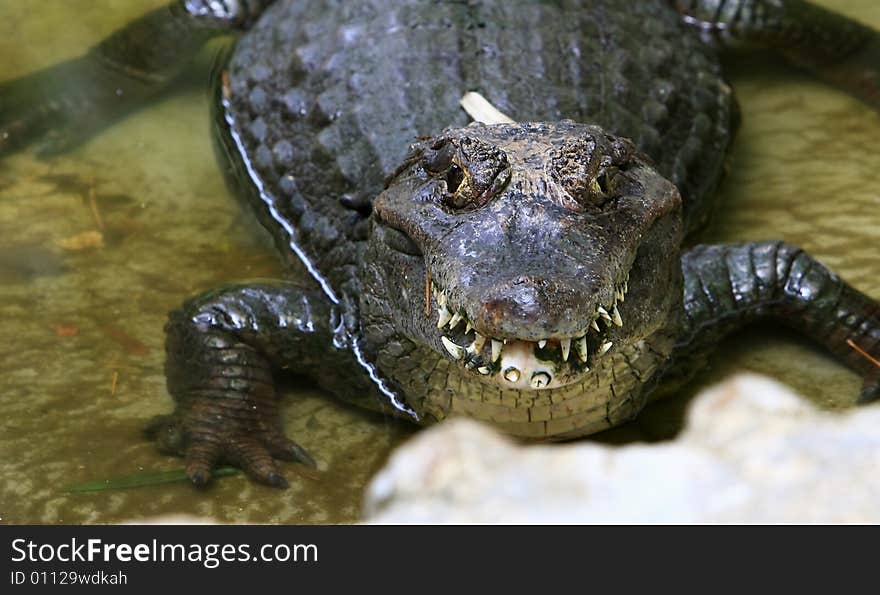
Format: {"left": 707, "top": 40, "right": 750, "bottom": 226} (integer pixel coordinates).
{"left": 481, "top": 286, "right": 542, "bottom": 324}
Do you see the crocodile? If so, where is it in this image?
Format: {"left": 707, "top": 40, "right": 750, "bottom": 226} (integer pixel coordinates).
{"left": 1, "top": 0, "right": 878, "bottom": 487}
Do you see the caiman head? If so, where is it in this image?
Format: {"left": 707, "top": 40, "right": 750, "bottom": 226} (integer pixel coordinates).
{"left": 360, "top": 121, "right": 682, "bottom": 401}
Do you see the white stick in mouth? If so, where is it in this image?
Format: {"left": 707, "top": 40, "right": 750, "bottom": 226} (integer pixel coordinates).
{"left": 460, "top": 91, "right": 516, "bottom": 125}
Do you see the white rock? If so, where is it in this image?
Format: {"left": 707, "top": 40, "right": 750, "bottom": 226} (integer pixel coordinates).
{"left": 363, "top": 374, "right": 880, "bottom": 523}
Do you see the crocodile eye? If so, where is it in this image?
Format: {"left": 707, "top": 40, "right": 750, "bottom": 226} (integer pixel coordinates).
{"left": 424, "top": 136, "right": 510, "bottom": 211}
{"left": 551, "top": 136, "right": 633, "bottom": 210}
{"left": 423, "top": 140, "right": 468, "bottom": 207}
{"left": 445, "top": 164, "right": 464, "bottom": 194}
{"left": 586, "top": 167, "right": 618, "bottom": 203}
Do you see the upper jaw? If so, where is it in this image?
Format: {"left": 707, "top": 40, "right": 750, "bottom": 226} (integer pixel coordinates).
{"left": 429, "top": 274, "right": 631, "bottom": 390}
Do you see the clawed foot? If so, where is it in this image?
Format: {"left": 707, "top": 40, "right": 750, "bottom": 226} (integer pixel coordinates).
{"left": 144, "top": 410, "right": 316, "bottom": 489}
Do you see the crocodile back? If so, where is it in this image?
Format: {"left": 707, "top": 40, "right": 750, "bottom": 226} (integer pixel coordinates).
{"left": 220, "top": 0, "right": 735, "bottom": 297}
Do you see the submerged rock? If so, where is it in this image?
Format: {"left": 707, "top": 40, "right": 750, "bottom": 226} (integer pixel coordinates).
{"left": 363, "top": 374, "right": 880, "bottom": 523}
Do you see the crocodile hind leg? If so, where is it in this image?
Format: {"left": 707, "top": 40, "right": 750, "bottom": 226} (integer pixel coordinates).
{"left": 665, "top": 242, "right": 880, "bottom": 402}
{"left": 0, "top": 0, "right": 275, "bottom": 156}
{"left": 146, "top": 281, "right": 381, "bottom": 487}
{"left": 673, "top": 0, "right": 880, "bottom": 110}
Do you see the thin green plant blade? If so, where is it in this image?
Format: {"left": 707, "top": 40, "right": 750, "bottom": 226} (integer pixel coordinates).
{"left": 64, "top": 467, "right": 240, "bottom": 493}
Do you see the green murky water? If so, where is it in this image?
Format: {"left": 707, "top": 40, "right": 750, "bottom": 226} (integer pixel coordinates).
{"left": 1, "top": 0, "right": 878, "bottom": 523}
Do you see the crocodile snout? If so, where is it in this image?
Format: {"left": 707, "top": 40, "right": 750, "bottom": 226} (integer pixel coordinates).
{"left": 474, "top": 275, "right": 590, "bottom": 340}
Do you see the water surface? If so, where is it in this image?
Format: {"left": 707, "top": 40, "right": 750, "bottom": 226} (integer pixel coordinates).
{"left": 1, "top": 0, "right": 878, "bottom": 523}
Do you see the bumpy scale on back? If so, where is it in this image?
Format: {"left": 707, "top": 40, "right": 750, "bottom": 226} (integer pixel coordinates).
{"left": 1, "top": 0, "right": 878, "bottom": 487}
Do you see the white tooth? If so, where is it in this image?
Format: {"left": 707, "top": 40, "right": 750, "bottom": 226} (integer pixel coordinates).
{"left": 472, "top": 333, "right": 486, "bottom": 352}
{"left": 503, "top": 367, "right": 521, "bottom": 383}
{"left": 449, "top": 312, "right": 463, "bottom": 329}
{"left": 591, "top": 320, "right": 601, "bottom": 333}
{"left": 624, "top": 281, "right": 628, "bottom": 294}
{"left": 575, "top": 336, "right": 588, "bottom": 362}
{"left": 438, "top": 291, "right": 447, "bottom": 306}
{"left": 465, "top": 322, "right": 473, "bottom": 334}
{"left": 477, "top": 366, "right": 490, "bottom": 375}
{"left": 560, "top": 338, "right": 571, "bottom": 361}
{"left": 619, "top": 289, "right": 626, "bottom": 302}
{"left": 491, "top": 340, "right": 503, "bottom": 362}
{"left": 611, "top": 305, "right": 623, "bottom": 327}
{"left": 437, "top": 305, "right": 452, "bottom": 328}
{"left": 441, "top": 336, "right": 465, "bottom": 360}
{"left": 597, "top": 306, "right": 611, "bottom": 322}
{"left": 538, "top": 340, "right": 547, "bottom": 349}
{"left": 530, "top": 372, "right": 551, "bottom": 389}
{"left": 599, "top": 341, "right": 613, "bottom": 356}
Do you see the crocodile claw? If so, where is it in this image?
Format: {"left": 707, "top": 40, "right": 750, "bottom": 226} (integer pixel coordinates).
{"left": 144, "top": 407, "right": 315, "bottom": 489}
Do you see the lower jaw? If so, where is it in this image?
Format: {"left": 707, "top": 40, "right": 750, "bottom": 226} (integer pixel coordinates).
{"left": 414, "top": 342, "right": 656, "bottom": 439}
{"left": 371, "top": 332, "right": 673, "bottom": 438}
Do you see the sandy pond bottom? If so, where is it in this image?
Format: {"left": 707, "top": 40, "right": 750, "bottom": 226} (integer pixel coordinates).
{"left": 0, "top": 0, "right": 878, "bottom": 524}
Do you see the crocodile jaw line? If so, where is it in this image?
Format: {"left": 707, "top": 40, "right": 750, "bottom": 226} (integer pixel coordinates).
{"left": 431, "top": 275, "right": 629, "bottom": 391}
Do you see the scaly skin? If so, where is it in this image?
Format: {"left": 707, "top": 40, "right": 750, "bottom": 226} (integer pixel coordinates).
{"left": 674, "top": 0, "right": 880, "bottom": 108}
{"left": 0, "top": 0, "right": 878, "bottom": 486}
{"left": 674, "top": 242, "right": 880, "bottom": 400}
{"left": 143, "top": 281, "right": 395, "bottom": 485}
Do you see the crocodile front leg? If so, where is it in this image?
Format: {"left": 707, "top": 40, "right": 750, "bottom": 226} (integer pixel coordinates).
{"left": 673, "top": 0, "right": 880, "bottom": 110}
{"left": 669, "top": 242, "right": 880, "bottom": 401}
{"left": 146, "top": 281, "right": 373, "bottom": 487}
{"left": 0, "top": 1, "right": 275, "bottom": 156}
